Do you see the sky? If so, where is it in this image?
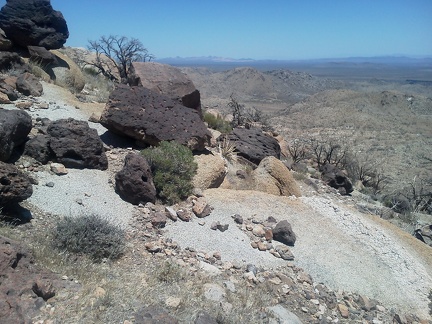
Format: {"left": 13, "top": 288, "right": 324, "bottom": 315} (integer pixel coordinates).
{"left": 2, "top": 0, "right": 432, "bottom": 60}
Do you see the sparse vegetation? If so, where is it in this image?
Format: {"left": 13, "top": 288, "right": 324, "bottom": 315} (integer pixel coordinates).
{"left": 52, "top": 214, "right": 125, "bottom": 262}
{"left": 203, "top": 111, "right": 232, "bottom": 133}
{"left": 142, "top": 141, "right": 197, "bottom": 204}
{"left": 217, "top": 137, "right": 238, "bottom": 162}
{"left": 87, "top": 35, "right": 154, "bottom": 83}
{"left": 228, "top": 94, "right": 273, "bottom": 131}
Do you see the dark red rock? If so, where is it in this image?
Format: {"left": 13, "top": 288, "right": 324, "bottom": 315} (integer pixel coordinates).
{"left": 223, "top": 128, "right": 281, "bottom": 164}
{"left": 320, "top": 164, "right": 353, "bottom": 195}
{"left": 272, "top": 220, "right": 296, "bottom": 246}
{"left": 100, "top": 84, "right": 211, "bottom": 151}
{"left": 129, "top": 62, "right": 202, "bottom": 115}
{"left": 47, "top": 118, "right": 108, "bottom": 170}
{"left": 0, "top": 161, "right": 33, "bottom": 206}
{"left": 16, "top": 72, "right": 43, "bottom": 96}
{"left": 0, "top": 109, "right": 32, "bottom": 162}
{"left": 0, "top": 0, "right": 69, "bottom": 49}
{"left": 115, "top": 153, "right": 156, "bottom": 205}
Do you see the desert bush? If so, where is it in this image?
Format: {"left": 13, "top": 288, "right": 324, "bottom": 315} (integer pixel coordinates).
{"left": 141, "top": 141, "right": 197, "bottom": 204}
{"left": 287, "top": 139, "right": 309, "bottom": 163}
{"left": 310, "top": 138, "right": 349, "bottom": 169}
{"left": 203, "top": 111, "right": 232, "bottom": 133}
{"left": 217, "top": 137, "right": 238, "bottom": 162}
{"left": 82, "top": 68, "right": 114, "bottom": 102}
{"left": 52, "top": 214, "right": 125, "bottom": 262}
{"left": 227, "top": 94, "right": 272, "bottom": 131}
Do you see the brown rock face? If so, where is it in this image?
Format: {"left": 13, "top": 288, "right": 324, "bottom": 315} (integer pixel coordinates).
{"left": 0, "top": 161, "right": 33, "bottom": 206}
{"left": 0, "top": 0, "right": 69, "bottom": 49}
{"left": 100, "top": 85, "right": 211, "bottom": 151}
{"left": 16, "top": 72, "right": 43, "bottom": 96}
{"left": 0, "top": 235, "right": 66, "bottom": 324}
{"left": 129, "top": 62, "right": 202, "bottom": 114}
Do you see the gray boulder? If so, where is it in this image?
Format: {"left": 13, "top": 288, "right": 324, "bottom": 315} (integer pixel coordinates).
{"left": 0, "top": 109, "right": 32, "bottom": 161}
{"left": 223, "top": 128, "right": 281, "bottom": 164}
{"left": 47, "top": 118, "right": 108, "bottom": 170}
{"left": 0, "top": 0, "right": 69, "bottom": 49}
{"left": 0, "top": 161, "right": 33, "bottom": 206}
{"left": 115, "top": 153, "right": 156, "bottom": 205}
{"left": 100, "top": 84, "right": 211, "bottom": 151}
{"left": 272, "top": 220, "right": 296, "bottom": 246}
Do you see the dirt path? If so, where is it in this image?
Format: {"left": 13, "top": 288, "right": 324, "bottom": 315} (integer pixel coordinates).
{"left": 165, "top": 189, "right": 432, "bottom": 319}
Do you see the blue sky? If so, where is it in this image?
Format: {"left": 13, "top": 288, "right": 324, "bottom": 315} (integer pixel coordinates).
{"left": 2, "top": 0, "right": 432, "bottom": 60}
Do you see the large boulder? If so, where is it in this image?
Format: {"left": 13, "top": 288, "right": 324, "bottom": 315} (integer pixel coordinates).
{"left": 0, "top": 76, "right": 19, "bottom": 101}
{"left": 16, "top": 72, "right": 43, "bottom": 96}
{"left": 0, "top": 0, "right": 69, "bottom": 49}
{"left": 129, "top": 62, "right": 202, "bottom": 114}
{"left": 47, "top": 118, "right": 108, "bottom": 170}
{"left": 24, "top": 134, "right": 52, "bottom": 164}
{"left": 115, "top": 153, "right": 156, "bottom": 205}
{"left": 0, "top": 161, "right": 33, "bottom": 206}
{"left": 320, "top": 164, "right": 353, "bottom": 195}
{"left": 0, "top": 109, "right": 32, "bottom": 161}
{"left": 253, "top": 156, "right": 301, "bottom": 197}
{"left": 100, "top": 84, "right": 211, "bottom": 151}
{"left": 28, "top": 45, "right": 58, "bottom": 65}
{"left": 223, "top": 128, "right": 281, "bottom": 164}
{"left": 192, "top": 153, "right": 227, "bottom": 190}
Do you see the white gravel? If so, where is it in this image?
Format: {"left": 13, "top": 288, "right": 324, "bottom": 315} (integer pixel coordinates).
{"left": 165, "top": 188, "right": 432, "bottom": 319}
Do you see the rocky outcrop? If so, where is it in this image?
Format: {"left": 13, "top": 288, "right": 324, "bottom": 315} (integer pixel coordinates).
{"left": 320, "top": 164, "right": 353, "bottom": 195}
{"left": 0, "top": 28, "right": 11, "bottom": 50}
{"left": 0, "top": 235, "right": 64, "bottom": 323}
{"left": 28, "top": 45, "right": 58, "bottom": 65}
{"left": 16, "top": 72, "right": 43, "bottom": 96}
{"left": 272, "top": 220, "right": 296, "bottom": 246}
{"left": 0, "top": 109, "right": 32, "bottom": 161}
{"left": 0, "top": 51, "right": 28, "bottom": 72}
{"left": 223, "top": 128, "right": 281, "bottom": 164}
{"left": 115, "top": 153, "right": 157, "bottom": 205}
{"left": 0, "top": 161, "right": 33, "bottom": 206}
{"left": 0, "top": 0, "right": 69, "bottom": 49}
{"left": 47, "top": 118, "right": 108, "bottom": 170}
{"left": 192, "top": 153, "right": 226, "bottom": 190}
{"left": 100, "top": 84, "right": 211, "bottom": 151}
{"left": 253, "top": 156, "right": 301, "bottom": 197}
{"left": 129, "top": 62, "right": 202, "bottom": 114}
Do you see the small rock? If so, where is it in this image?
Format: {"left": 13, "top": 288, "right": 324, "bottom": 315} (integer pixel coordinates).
{"left": 45, "top": 182, "right": 55, "bottom": 188}
{"left": 50, "top": 163, "right": 68, "bottom": 175}
{"left": 269, "top": 277, "right": 282, "bottom": 285}
{"left": 94, "top": 287, "right": 106, "bottom": 298}
{"left": 165, "top": 206, "right": 178, "bottom": 221}
{"left": 203, "top": 283, "right": 225, "bottom": 302}
{"left": 210, "top": 222, "right": 218, "bottom": 230}
{"left": 265, "top": 229, "right": 273, "bottom": 241}
{"left": 337, "top": 303, "right": 349, "bottom": 318}
{"left": 232, "top": 214, "right": 243, "bottom": 224}
{"left": 246, "top": 264, "right": 257, "bottom": 275}
{"left": 192, "top": 197, "right": 212, "bottom": 218}
{"left": 151, "top": 212, "right": 167, "bottom": 228}
{"left": 275, "top": 245, "right": 294, "bottom": 260}
{"left": 217, "top": 223, "right": 229, "bottom": 232}
{"left": 177, "top": 209, "right": 193, "bottom": 222}
{"left": 165, "top": 296, "right": 181, "bottom": 309}
{"left": 252, "top": 225, "right": 266, "bottom": 237}
{"left": 257, "top": 241, "right": 268, "bottom": 251}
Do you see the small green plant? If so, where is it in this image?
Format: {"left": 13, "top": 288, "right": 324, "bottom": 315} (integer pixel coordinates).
{"left": 52, "top": 214, "right": 125, "bottom": 262}
{"left": 142, "top": 141, "right": 197, "bottom": 204}
{"left": 157, "top": 260, "right": 185, "bottom": 283}
{"left": 218, "top": 137, "right": 238, "bottom": 162}
{"left": 203, "top": 111, "right": 232, "bottom": 133}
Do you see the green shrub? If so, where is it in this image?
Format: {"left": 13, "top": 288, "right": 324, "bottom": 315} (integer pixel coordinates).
{"left": 204, "top": 111, "right": 232, "bottom": 133}
{"left": 142, "top": 141, "right": 198, "bottom": 204}
{"left": 52, "top": 214, "right": 125, "bottom": 262}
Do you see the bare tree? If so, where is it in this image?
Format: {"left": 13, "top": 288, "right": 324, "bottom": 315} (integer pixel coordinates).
{"left": 87, "top": 35, "right": 154, "bottom": 83}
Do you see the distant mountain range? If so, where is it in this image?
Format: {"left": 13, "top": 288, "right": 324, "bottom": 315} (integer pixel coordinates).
{"left": 156, "top": 55, "right": 432, "bottom": 66}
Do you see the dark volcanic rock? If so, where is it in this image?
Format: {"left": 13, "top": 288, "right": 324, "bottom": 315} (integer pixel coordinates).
{"left": 28, "top": 45, "right": 58, "bottom": 65}
{"left": 129, "top": 62, "right": 202, "bottom": 114}
{"left": 115, "top": 153, "right": 156, "bottom": 205}
{"left": 0, "top": 51, "right": 28, "bottom": 73}
{"left": 0, "top": 28, "right": 12, "bottom": 50}
{"left": 224, "top": 128, "right": 281, "bottom": 164}
{"left": 24, "top": 134, "right": 52, "bottom": 164}
{"left": 47, "top": 118, "right": 108, "bottom": 170}
{"left": 0, "top": 109, "right": 32, "bottom": 162}
{"left": 134, "top": 306, "right": 179, "bottom": 324}
{"left": 0, "top": 161, "right": 33, "bottom": 206}
{"left": 100, "top": 84, "right": 211, "bottom": 151}
{"left": 273, "top": 220, "right": 296, "bottom": 246}
{"left": 16, "top": 72, "right": 43, "bottom": 96}
{"left": 0, "top": 235, "right": 64, "bottom": 323}
{"left": 0, "top": 0, "right": 69, "bottom": 49}
{"left": 320, "top": 164, "right": 353, "bottom": 195}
